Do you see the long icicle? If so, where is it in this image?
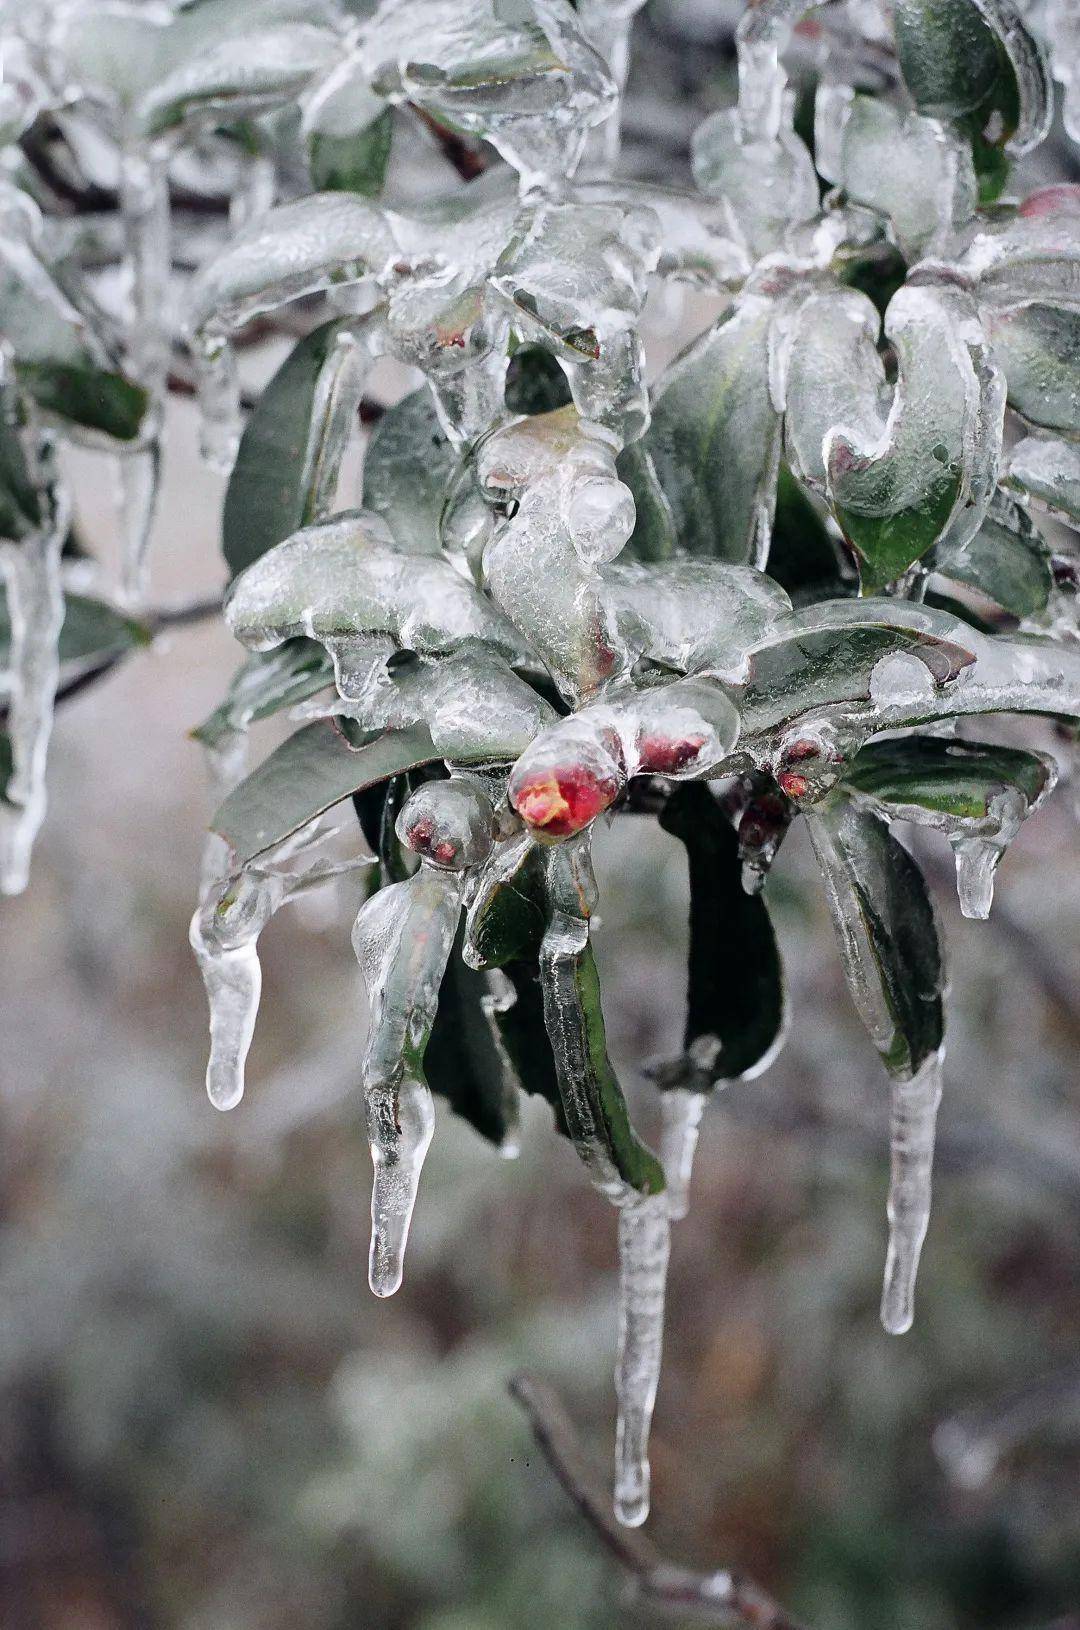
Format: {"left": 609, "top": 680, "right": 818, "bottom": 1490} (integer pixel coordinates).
{"left": 658, "top": 1087, "right": 707, "bottom": 1222}
{"left": 881, "top": 1049, "right": 945, "bottom": 1334}
{"left": 614, "top": 1193, "right": 671, "bottom": 1526}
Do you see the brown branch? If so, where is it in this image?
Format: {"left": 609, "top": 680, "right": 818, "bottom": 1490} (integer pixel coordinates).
{"left": 509, "top": 1373, "right": 811, "bottom": 1630}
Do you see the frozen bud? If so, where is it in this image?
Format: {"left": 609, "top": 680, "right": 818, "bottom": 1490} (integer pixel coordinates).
{"left": 509, "top": 724, "right": 624, "bottom": 839}
{"left": 631, "top": 680, "right": 739, "bottom": 778}
{"left": 774, "top": 723, "right": 846, "bottom": 803}
{"left": 396, "top": 777, "right": 495, "bottom": 870}
{"left": 564, "top": 474, "right": 636, "bottom": 564}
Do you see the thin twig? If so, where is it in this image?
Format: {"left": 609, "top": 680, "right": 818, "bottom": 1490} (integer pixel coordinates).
{"left": 509, "top": 1373, "right": 811, "bottom": 1630}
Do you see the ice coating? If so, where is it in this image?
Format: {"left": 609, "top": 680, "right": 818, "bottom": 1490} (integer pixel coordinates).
{"left": 508, "top": 677, "right": 741, "bottom": 838}
{"left": 538, "top": 837, "right": 668, "bottom": 1523}
{"left": 1006, "top": 434, "right": 1080, "bottom": 525}
{"left": 658, "top": 1086, "right": 706, "bottom": 1221}
{"left": 225, "top": 509, "right": 534, "bottom": 696}
{"left": 116, "top": 145, "right": 169, "bottom": 599}
{"left": 1046, "top": 0, "right": 1080, "bottom": 147}
{"left": 575, "top": 0, "right": 646, "bottom": 173}
{"left": 395, "top": 774, "right": 495, "bottom": 870}
{"left": 361, "top": 0, "right": 618, "bottom": 192}
{"left": 0, "top": 503, "right": 65, "bottom": 895}
{"left": 192, "top": 841, "right": 371, "bottom": 1111}
{"left": 352, "top": 865, "right": 464, "bottom": 1296}
{"left": 691, "top": 105, "right": 818, "bottom": 260}
{"left": 881, "top": 1050, "right": 945, "bottom": 1335}
{"left": 614, "top": 1194, "right": 670, "bottom": 1526}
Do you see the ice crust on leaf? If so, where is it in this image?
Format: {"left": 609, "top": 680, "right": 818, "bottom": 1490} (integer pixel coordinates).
{"left": 691, "top": 106, "right": 818, "bottom": 260}
{"left": 1006, "top": 434, "right": 1080, "bottom": 525}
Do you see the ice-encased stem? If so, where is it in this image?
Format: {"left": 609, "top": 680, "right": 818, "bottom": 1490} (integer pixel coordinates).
{"left": 614, "top": 1193, "right": 671, "bottom": 1527}
{"left": 0, "top": 442, "right": 66, "bottom": 895}
{"left": 117, "top": 146, "right": 171, "bottom": 601}
{"left": 881, "top": 1050, "right": 944, "bottom": 1335}
{"left": 658, "top": 1087, "right": 707, "bottom": 1222}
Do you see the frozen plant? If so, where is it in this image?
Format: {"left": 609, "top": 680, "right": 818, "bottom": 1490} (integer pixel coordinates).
{"left": 2, "top": 0, "right": 1080, "bottom": 1532}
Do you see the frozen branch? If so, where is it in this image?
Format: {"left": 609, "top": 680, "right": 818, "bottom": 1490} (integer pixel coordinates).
{"left": 509, "top": 1373, "right": 811, "bottom": 1630}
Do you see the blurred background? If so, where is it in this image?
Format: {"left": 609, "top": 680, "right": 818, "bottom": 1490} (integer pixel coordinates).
{"left": 3, "top": 5, "right": 1080, "bottom": 1628}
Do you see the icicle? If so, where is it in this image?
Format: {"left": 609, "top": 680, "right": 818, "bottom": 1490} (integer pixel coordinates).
{"left": 881, "top": 1050, "right": 944, "bottom": 1335}
{"left": 116, "top": 438, "right": 161, "bottom": 605}
{"left": 614, "top": 1193, "right": 670, "bottom": 1526}
{"left": 189, "top": 908, "right": 262, "bottom": 1112}
{"left": 193, "top": 840, "right": 370, "bottom": 1110}
{"left": 191, "top": 331, "right": 242, "bottom": 474}
{"left": 658, "top": 1087, "right": 706, "bottom": 1221}
{"left": 352, "top": 866, "right": 463, "bottom": 1296}
{"left": 951, "top": 835, "right": 1001, "bottom": 921}
{"left": 0, "top": 412, "right": 66, "bottom": 896}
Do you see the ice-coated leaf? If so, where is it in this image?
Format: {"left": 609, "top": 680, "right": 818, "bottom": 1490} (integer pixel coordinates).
{"left": 691, "top": 107, "right": 818, "bottom": 260}
{"left": 363, "top": 0, "right": 617, "bottom": 188}
{"left": 0, "top": 209, "right": 148, "bottom": 441}
{"left": 606, "top": 557, "right": 792, "bottom": 681}
{"left": 634, "top": 294, "right": 780, "bottom": 566}
{"left": 843, "top": 735, "right": 1054, "bottom": 820}
{"left": 893, "top": 0, "right": 1051, "bottom": 155}
{"left": 223, "top": 319, "right": 374, "bottom": 578}
{"left": 1005, "top": 434, "right": 1080, "bottom": 525}
{"left": 982, "top": 303, "right": 1080, "bottom": 435}
{"left": 933, "top": 490, "right": 1052, "bottom": 617}
{"left": 138, "top": 23, "right": 340, "bottom": 134}
{"left": 185, "top": 193, "right": 395, "bottom": 343}
{"left": 210, "top": 720, "right": 438, "bottom": 866}
{"left": 824, "top": 283, "right": 1004, "bottom": 591}
{"left": 191, "top": 640, "right": 333, "bottom": 750}
{"left": 736, "top": 601, "right": 978, "bottom": 738}
{"left": 842, "top": 735, "right": 1055, "bottom": 918}
{"left": 490, "top": 197, "right": 659, "bottom": 443}
{"left": 463, "top": 835, "right": 547, "bottom": 970}
{"left": 539, "top": 840, "right": 665, "bottom": 1197}
{"left": 780, "top": 284, "right": 885, "bottom": 496}
{"left": 486, "top": 959, "right": 565, "bottom": 1125}
{"left": 302, "top": 49, "right": 394, "bottom": 195}
{"left": 361, "top": 387, "right": 455, "bottom": 555}
{"left": 813, "top": 88, "right": 977, "bottom": 256}
{"left": 807, "top": 798, "right": 944, "bottom": 1078}
{"left": 224, "top": 509, "right": 533, "bottom": 686}
{"left": 652, "top": 782, "right": 786, "bottom": 1091}
{"left": 425, "top": 933, "right": 521, "bottom": 1150}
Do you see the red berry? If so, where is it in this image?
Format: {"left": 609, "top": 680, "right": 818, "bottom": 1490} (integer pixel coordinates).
{"left": 637, "top": 731, "right": 708, "bottom": 775}
{"left": 777, "top": 771, "right": 810, "bottom": 800}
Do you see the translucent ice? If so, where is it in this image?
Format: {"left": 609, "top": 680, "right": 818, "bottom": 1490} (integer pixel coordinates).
{"left": 658, "top": 1087, "right": 706, "bottom": 1221}
{"left": 881, "top": 1051, "right": 944, "bottom": 1335}
{"left": 352, "top": 864, "right": 464, "bottom": 1295}
{"left": 691, "top": 105, "right": 818, "bottom": 260}
{"left": 614, "top": 1193, "right": 670, "bottom": 1526}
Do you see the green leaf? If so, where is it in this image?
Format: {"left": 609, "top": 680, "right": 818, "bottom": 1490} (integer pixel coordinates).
{"left": 539, "top": 844, "right": 665, "bottom": 1197}
{"left": 504, "top": 343, "right": 573, "bottom": 416}
{"left": 893, "top": 0, "right": 1049, "bottom": 154}
{"left": 463, "top": 841, "right": 547, "bottom": 969}
{"left": 932, "top": 490, "right": 1052, "bottom": 617}
{"left": 765, "top": 465, "right": 854, "bottom": 607}
{"left": 843, "top": 736, "right": 1054, "bottom": 821}
{"left": 18, "top": 362, "right": 147, "bottom": 442}
{"left": 0, "top": 402, "right": 41, "bottom": 540}
{"left": 654, "top": 783, "right": 786, "bottom": 1090}
{"left": 211, "top": 720, "right": 437, "bottom": 866}
{"left": 737, "top": 605, "right": 977, "bottom": 737}
{"left": 425, "top": 931, "right": 520, "bottom": 1148}
{"left": 310, "top": 108, "right": 394, "bottom": 195}
{"left": 629, "top": 294, "right": 780, "bottom": 564}
{"left": 222, "top": 318, "right": 369, "bottom": 578}
{"left": 807, "top": 799, "right": 945, "bottom": 1078}
{"left": 191, "top": 640, "right": 333, "bottom": 750}
{"left": 361, "top": 387, "right": 456, "bottom": 555}
{"left": 488, "top": 958, "right": 565, "bottom": 1127}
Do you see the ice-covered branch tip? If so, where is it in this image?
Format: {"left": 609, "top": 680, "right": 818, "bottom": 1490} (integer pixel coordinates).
{"left": 509, "top": 1373, "right": 812, "bottom": 1630}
